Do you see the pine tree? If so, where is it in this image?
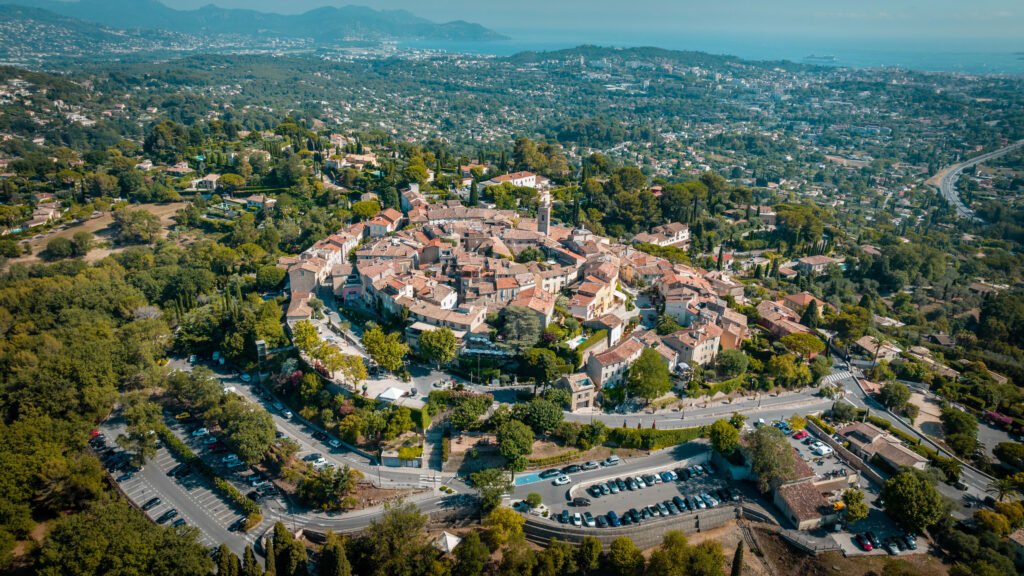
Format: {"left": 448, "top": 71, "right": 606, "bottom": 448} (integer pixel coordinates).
{"left": 730, "top": 541, "right": 744, "bottom": 576}
{"left": 469, "top": 181, "right": 479, "bottom": 207}
{"left": 242, "top": 545, "right": 264, "bottom": 576}
{"left": 717, "top": 245, "right": 724, "bottom": 271}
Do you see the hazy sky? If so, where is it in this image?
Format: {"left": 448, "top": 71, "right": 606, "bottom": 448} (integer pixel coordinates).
{"left": 159, "top": 0, "right": 1023, "bottom": 44}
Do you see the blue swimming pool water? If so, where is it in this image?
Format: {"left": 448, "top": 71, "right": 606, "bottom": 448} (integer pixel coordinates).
{"left": 514, "top": 472, "right": 543, "bottom": 486}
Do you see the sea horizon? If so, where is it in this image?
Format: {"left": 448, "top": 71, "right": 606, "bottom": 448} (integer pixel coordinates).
{"left": 403, "top": 29, "right": 1024, "bottom": 75}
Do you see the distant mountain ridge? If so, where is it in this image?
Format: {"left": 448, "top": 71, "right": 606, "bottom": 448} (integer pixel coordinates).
{"left": 0, "top": 0, "right": 506, "bottom": 42}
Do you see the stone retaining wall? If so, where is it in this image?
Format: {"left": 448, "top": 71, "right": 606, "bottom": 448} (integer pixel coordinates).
{"left": 523, "top": 505, "right": 740, "bottom": 549}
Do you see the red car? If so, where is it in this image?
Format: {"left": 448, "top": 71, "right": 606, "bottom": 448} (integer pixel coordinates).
{"left": 855, "top": 533, "right": 873, "bottom": 551}
{"left": 793, "top": 430, "right": 809, "bottom": 440}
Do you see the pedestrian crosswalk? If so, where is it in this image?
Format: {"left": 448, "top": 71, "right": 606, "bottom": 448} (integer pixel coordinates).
{"left": 821, "top": 371, "right": 852, "bottom": 386}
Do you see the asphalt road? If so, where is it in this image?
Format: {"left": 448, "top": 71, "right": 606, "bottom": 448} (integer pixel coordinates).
{"left": 832, "top": 362, "right": 990, "bottom": 515}
{"left": 934, "top": 140, "right": 1024, "bottom": 221}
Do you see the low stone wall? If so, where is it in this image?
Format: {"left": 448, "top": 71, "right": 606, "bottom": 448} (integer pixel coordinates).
{"left": 524, "top": 505, "right": 740, "bottom": 548}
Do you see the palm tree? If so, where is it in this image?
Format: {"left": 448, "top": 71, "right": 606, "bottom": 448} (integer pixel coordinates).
{"left": 986, "top": 478, "right": 1020, "bottom": 502}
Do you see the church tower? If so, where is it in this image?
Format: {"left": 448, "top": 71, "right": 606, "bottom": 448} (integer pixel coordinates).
{"left": 538, "top": 189, "right": 551, "bottom": 237}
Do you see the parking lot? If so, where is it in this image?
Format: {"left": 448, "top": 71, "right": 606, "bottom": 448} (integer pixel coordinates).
{"left": 774, "top": 422, "right": 916, "bottom": 558}
{"left": 95, "top": 416, "right": 261, "bottom": 555}
{"left": 543, "top": 458, "right": 742, "bottom": 528}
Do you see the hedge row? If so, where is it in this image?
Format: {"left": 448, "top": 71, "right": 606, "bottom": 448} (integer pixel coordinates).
{"left": 863, "top": 415, "right": 962, "bottom": 476}
{"left": 807, "top": 415, "right": 835, "bottom": 435}
{"left": 156, "top": 426, "right": 263, "bottom": 529}
{"left": 441, "top": 436, "right": 451, "bottom": 463}
{"left": 607, "top": 426, "right": 703, "bottom": 450}
{"left": 704, "top": 375, "right": 746, "bottom": 397}
{"left": 527, "top": 450, "right": 582, "bottom": 468}
{"left": 578, "top": 330, "right": 608, "bottom": 352}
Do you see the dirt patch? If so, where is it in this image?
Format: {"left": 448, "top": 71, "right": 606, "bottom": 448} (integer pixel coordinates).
{"left": 754, "top": 527, "right": 947, "bottom": 576}
{"left": 909, "top": 392, "right": 945, "bottom": 439}
{"left": 6, "top": 202, "right": 187, "bottom": 267}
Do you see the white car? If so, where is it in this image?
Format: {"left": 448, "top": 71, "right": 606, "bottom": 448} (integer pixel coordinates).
{"left": 812, "top": 445, "right": 834, "bottom": 456}
{"left": 222, "top": 454, "right": 240, "bottom": 463}
{"left": 311, "top": 457, "right": 328, "bottom": 467}
{"left": 571, "top": 513, "right": 582, "bottom": 526}
{"left": 240, "top": 374, "right": 252, "bottom": 382}
{"left": 634, "top": 476, "right": 646, "bottom": 488}
{"left": 282, "top": 409, "right": 293, "bottom": 419}
{"left": 553, "top": 475, "right": 571, "bottom": 486}
{"left": 191, "top": 428, "right": 209, "bottom": 437}
{"left": 328, "top": 439, "right": 341, "bottom": 449}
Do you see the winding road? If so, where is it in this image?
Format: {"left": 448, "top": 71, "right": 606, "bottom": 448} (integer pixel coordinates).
{"left": 932, "top": 140, "right": 1024, "bottom": 221}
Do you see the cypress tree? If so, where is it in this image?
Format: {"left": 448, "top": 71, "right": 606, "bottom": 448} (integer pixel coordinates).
{"left": 242, "top": 545, "right": 264, "bottom": 576}
{"left": 318, "top": 533, "right": 351, "bottom": 576}
{"left": 730, "top": 541, "right": 744, "bottom": 576}
{"left": 217, "top": 544, "right": 240, "bottom": 576}
{"left": 264, "top": 536, "right": 276, "bottom": 576}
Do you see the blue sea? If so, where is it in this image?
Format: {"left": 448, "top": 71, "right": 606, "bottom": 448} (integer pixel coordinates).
{"left": 403, "top": 30, "right": 1024, "bottom": 76}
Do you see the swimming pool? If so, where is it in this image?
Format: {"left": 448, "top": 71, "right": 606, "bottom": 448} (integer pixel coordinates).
{"left": 566, "top": 335, "right": 588, "bottom": 350}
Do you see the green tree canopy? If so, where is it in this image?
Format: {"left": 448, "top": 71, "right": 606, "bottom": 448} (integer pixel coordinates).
{"left": 882, "top": 469, "right": 946, "bottom": 533}
{"left": 418, "top": 327, "right": 458, "bottom": 368}
{"left": 709, "top": 419, "right": 740, "bottom": 455}
{"left": 625, "top": 348, "right": 672, "bottom": 401}
{"left": 744, "top": 425, "right": 797, "bottom": 493}
{"left": 496, "top": 420, "right": 534, "bottom": 470}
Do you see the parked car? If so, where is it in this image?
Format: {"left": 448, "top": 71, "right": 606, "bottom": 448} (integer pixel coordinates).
{"left": 156, "top": 509, "right": 178, "bottom": 524}
{"left": 328, "top": 439, "right": 342, "bottom": 449}
{"left": 559, "top": 510, "right": 569, "bottom": 524}
{"left": 607, "top": 510, "right": 621, "bottom": 527}
{"left": 539, "top": 469, "right": 561, "bottom": 479}
{"left": 553, "top": 475, "right": 571, "bottom": 486}
{"left": 903, "top": 534, "right": 917, "bottom": 550}
{"left": 598, "top": 483, "right": 611, "bottom": 495}
{"left": 571, "top": 513, "right": 582, "bottom": 527}
{"left": 572, "top": 497, "right": 591, "bottom": 507}
{"left": 583, "top": 512, "right": 596, "bottom": 527}
{"left": 884, "top": 538, "right": 899, "bottom": 555}
{"left": 866, "top": 531, "right": 881, "bottom": 549}
{"left": 191, "top": 428, "right": 210, "bottom": 437}
{"left": 116, "top": 472, "right": 134, "bottom": 482}
{"left": 596, "top": 514, "right": 608, "bottom": 528}
{"left": 142, "top": 497, "right": 162, "bottom": 511}
{"left": 562, "top": 465, "right": 581, "bottom": 474}
{"left": 615, "top": 478, "right": 626, "bottom": 491}
{"left": 855, "top": 533, "right": 873, "bottom": 551}
{"left": 582, "top": 461, "right": 600, "bottom": 471}
{"left": 312, "top": 431, "right": 328, "bottom": 441}
{"left": 602, "top": 455, "right": 621, "bottom": 466}
{"left": 793, "top": 430, "right": 809, "bottom": 440}
{"left": 172, "top": 518, "right": 186, "bottom": 528}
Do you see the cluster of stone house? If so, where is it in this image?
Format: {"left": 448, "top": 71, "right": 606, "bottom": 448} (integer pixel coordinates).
{"left": 283, "top": 172, "right": 761, "bottom": 412}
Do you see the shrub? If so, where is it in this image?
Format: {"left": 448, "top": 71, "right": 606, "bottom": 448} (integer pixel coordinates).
{"left": 607, "top": 427, "right": 703, "bottom": 450}
{"left": 807, "top": 414, "right": 835, "bottom": 435}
